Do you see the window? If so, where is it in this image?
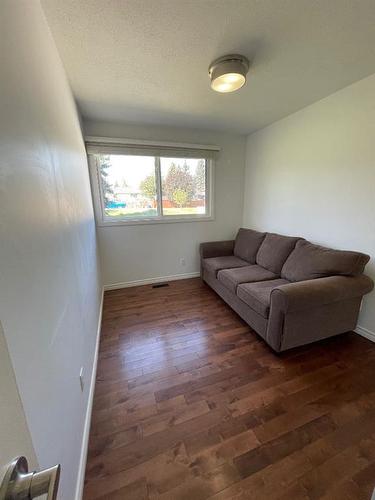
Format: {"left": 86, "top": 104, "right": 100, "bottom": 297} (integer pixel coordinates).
{"left": 97, "top": 155, "right": 158, "bottom": 220}
{"left": 87, "top": 138, "right": 216, "bottom": 226}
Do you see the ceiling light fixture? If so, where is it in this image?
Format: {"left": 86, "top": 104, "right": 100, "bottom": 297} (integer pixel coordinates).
{"left": 209, "top": 54, "right": 250, "bottom": 93}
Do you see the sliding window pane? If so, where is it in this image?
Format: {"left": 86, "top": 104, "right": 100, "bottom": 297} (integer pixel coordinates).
{"left": 97, "top": 154, "right": 157, "bottom": 219}
{"left": 160, "top": 158, "right": 206, "bottom": 216}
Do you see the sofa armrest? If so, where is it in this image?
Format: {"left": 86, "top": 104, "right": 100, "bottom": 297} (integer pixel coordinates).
{"left": 200, "top": 240, "right": 235, "bottom": 259}
{"left": 271, "top": 275, "right": 374, "bottom": 313}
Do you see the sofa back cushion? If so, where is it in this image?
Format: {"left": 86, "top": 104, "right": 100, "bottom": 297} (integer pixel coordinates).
{"left": 234, "top": 228, "right": 266, "bottom": 264}
{"left": 281, "top": 240, "right": 370, "bottom": 282}
{"left": 256, "top": 233, "right": 301, "bottom": 274}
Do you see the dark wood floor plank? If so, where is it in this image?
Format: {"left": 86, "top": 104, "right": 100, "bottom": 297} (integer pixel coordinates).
{"left": 84, "top": 278, "right": 375, "bottom": 499}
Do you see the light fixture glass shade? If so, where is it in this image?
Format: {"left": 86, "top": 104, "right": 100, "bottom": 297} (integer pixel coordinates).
{"left": 211, "top": 72, "right": 246, "bottom": 93}
{"left": 209, "top": 55, "right": 249, "bottom": 93}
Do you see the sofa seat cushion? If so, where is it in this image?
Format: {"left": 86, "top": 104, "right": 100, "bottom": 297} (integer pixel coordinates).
{"left": 234, "top": 228, "right": 266, "bottom": 264}
{"left": 202, "top": 255, "right": 249, "bottom": 276}
{"left": 256, "top": 233, "right": 301, "bottom": 274}
{"left": 281, "top": 240, "right": 370, "bottom": 282}
{"left": 237, "top": 279, "right": 290, "bottom": 318}
{"left": 217, "top": 265, "right": 278, "bottom": 294}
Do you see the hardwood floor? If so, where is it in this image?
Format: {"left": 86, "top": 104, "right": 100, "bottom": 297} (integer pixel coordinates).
{"left": 84, "top": 278, "right": 375, "bottom": 500}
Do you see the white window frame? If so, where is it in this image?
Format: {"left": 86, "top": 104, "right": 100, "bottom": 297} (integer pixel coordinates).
{"left": 87, "top": 137, "right": 217, "bottom": 227}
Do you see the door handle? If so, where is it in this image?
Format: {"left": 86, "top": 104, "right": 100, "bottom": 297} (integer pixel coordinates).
{"left": 0, "top": 456, "right": 60, "bottom": 500}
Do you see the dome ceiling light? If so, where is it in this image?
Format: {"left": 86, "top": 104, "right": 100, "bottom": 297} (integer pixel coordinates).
{"left": 208, "top": 54, "right": 250, "bottom": 93}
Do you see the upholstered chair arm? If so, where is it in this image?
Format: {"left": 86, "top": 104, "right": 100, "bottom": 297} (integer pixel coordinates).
{"left": 200, "top": 240, "right": 235, "bottom": 259}
{"left": 271, "top": 275, "right": 374, "bottom": 313}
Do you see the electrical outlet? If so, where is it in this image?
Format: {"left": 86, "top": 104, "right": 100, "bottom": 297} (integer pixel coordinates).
{"left": 79, "top": 367, "right": 84, "bottom": 392}
{"left": 180, "top": 258, "right": 186, "bottom": 266}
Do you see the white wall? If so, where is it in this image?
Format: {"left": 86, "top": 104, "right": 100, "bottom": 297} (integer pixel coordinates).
{"left": 243, "top": 73, "right": 375, "bottom": 336}
{"left": 0, "top": 320, "right": 38, "bottom": 480}
{"left": 84, "top": 121, "right": 246, "bottom": 287}
{"left": 0, "top": 1, "right": 101, "bottom": 498}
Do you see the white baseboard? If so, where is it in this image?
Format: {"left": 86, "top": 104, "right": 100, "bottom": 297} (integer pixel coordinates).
{"left": 104, "top": 271, "right": 201, "bottom": 291}
{"left": 355, "top": 325, "right": 375, "bottom": 343}
{"left": 75, "top": 287, "right": 104, "bottom": 500}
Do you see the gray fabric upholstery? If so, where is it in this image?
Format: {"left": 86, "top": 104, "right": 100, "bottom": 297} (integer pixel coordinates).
{"left": 237, "top": 279, "right": 290, "bottom": 318}
{"left": 217, "top": 265, "right": 277, "bottom": 294}
{"left": 203, "top": 269, "right": 268, "bottom": 339}
{"left": 233, "top": 228, "right": 266, "bottom": 264}
{"left": 200, "top": 240, "right": 235, "bottom": 259}
{"left": 202, "top": 255, "right": 249, "bottom": 277}
{"left": 281, "top": 240, "right": 370, "bottom": 282}
{"left": 270, "top": 274, "right": 374, "bottom": 313}
{"left": 256, "top": 233, "right": 301, "bottom": 274}
{"left": 267, "top": 297, "right": 362, "bottom": 352}
{"left": 200, "top": 230, "right": 373, "bottom": 352}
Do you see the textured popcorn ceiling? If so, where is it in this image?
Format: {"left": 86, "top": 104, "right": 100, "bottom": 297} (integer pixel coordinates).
{"left": 42, "top": 0, "right": 375, "bottom": 134}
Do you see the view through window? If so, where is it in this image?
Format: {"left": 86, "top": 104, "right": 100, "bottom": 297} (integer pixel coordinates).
{"left": 161, "top": 158, "right": 206, "bottom": 216}
{"left": 95, "top": 154, "right": 209, "bottom": 222}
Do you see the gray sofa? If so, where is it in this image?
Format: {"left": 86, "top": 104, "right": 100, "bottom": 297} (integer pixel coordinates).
{"left": 200, "top": 228, "right": 373, "bottom": 352}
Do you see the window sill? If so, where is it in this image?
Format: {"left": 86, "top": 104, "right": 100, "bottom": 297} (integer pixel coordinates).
{"left": 97, "top": 215, "right": 214, "bottom": 227}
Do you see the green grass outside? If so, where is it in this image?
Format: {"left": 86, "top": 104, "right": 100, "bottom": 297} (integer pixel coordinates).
{"left": 105, "top": 207, "right": 204, "bottom": 218}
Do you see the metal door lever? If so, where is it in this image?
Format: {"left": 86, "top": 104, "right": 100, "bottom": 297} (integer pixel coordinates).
{"left": 0, "top": 456, "right": 60, "bottom": 500}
